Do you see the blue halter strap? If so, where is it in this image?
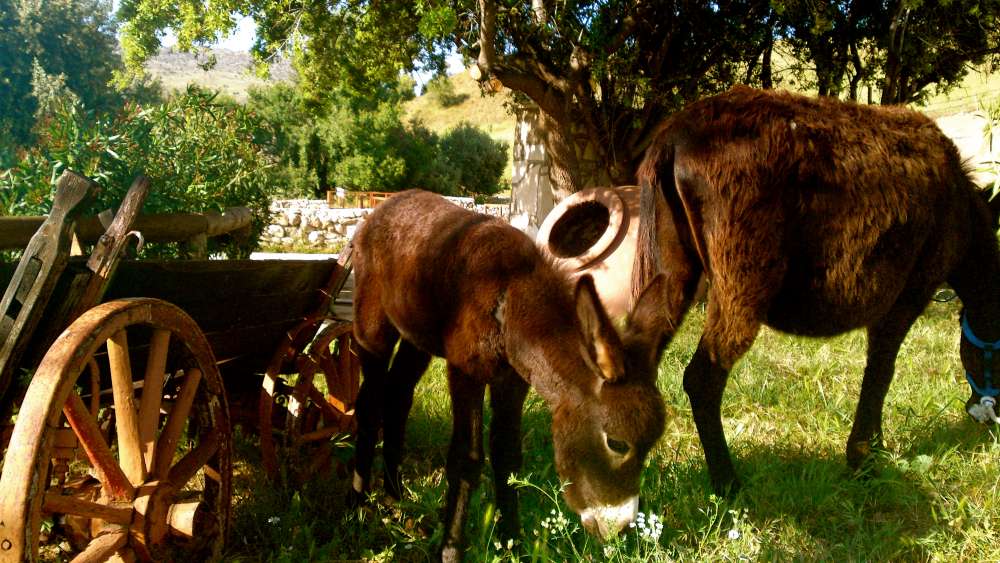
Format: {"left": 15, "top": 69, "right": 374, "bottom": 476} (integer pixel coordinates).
{"left": 961, "top": 313, "right": 1000, "bottom": 397}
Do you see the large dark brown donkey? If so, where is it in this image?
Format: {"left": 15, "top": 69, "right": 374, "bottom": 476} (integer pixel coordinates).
{"left": 350, "top": 190, "right": 667, "bottom": 560}
{"left": 631, "top": 86, "right": 1000, "bottom": 495}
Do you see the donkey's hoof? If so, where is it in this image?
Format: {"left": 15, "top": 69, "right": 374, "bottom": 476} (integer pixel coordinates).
{"left": 711, "top": 476, "right": 742, "bottom": 497}
{"left": 384, "top": 474, "right": 405, "bottom": 502}
{"left": 439, "top": 544, "right": 463, "bottom": 563}
{"left": 346, "top": 487, "right": 368, "bottom": 509}
{"left": 848, "top": 458, "right": 882, "bottom": 482}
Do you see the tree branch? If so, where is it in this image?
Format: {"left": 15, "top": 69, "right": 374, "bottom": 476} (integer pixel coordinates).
{"left": 476, "top": 0, "right": 497, "bottom": 77}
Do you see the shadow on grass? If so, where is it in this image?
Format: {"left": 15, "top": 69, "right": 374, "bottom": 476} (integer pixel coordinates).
{"left": 223, "top": 385, "right": 566, "bottom": 561}
{"left": 652, "top": 443, "right": 941, "bottom": 559}
{"left": 899, "top": 410, "right": 998, "bottom": 458}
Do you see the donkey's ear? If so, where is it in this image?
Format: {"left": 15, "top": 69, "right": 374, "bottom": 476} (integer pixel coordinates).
{"left": 623, "top": 273, "right": 671, "bottom": 372}
{"left": 575, "top": 275, "right": 626, "bottom": 382}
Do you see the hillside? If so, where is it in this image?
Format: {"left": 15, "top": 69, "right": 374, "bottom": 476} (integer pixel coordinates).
{"left": 145, "top": 48, "right": 294, "bottom": 101}
{"left": 404, "top": 71, "right": 515, "bottom": 145}
{"left": 919, "top": 70, "right": 1000, "bottom": 117}
{"left": 143, "top": 49, "right": 517, "bottom": 139}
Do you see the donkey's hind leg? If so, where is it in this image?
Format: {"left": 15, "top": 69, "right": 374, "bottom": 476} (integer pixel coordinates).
{"left": 382, "top": 339, "right": 432, "bottom": 500}
{"left": 684, "top": 340, "right": 742, "bottom": 495}
{"left": 488, "top": 368, "right": 530, "bottom": 544}
{"left": 440, "top": 364, "right": 487, "bottom": 563}
{"left": 846, "top": 291, "right": 932, "bottom": 471}
{"left": 686, "top": 271, "right": 779, "bottom": 493}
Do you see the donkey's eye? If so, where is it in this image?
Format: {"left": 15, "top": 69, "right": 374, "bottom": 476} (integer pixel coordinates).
{"left": 606, "top": 436, "right": 631, "bottom": 456}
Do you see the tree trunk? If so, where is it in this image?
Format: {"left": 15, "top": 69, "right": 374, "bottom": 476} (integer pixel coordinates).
{"left": 882, "top": 1, "right": 908, "bottom": 105}
{"left": 761, "top": 31, "right": 773, "bottom": 89}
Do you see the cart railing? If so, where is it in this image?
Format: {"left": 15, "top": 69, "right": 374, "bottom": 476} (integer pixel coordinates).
{"left": 0, "top": 206, "right": 252, "bottom": 255}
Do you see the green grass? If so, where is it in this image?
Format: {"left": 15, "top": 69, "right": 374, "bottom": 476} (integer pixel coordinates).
{"left": 225, "top": 298, "right": 1000, "bottom": 561}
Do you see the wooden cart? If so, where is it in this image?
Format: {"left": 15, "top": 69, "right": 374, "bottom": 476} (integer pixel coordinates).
{"left": 0, "top": 172, "right": 360, "bottom": 562}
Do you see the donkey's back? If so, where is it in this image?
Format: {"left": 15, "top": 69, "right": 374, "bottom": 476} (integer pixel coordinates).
{"left": 353, "top": 189, "right": 557, "bottom": 362}
{"left": 641, "top": 86, "right": 981, "bottom": 336}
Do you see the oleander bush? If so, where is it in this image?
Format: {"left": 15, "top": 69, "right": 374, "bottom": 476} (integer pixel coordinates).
{"left": 0, "top": 86, "right": 278, "bottom": 258}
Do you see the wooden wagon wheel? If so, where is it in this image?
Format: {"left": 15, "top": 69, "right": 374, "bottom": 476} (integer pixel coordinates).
{"left": 260, "top": 318, "right": 359, "bottom": 482}
{"left": 0, "top": 298, "right": 231, "bottom": 562}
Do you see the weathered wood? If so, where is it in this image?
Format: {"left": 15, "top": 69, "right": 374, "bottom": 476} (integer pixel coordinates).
{"left": 153, "top": 368, "right": 202, "bottom": 479}
{"left": 166, "top": 428, "right": 220, "bottom": 489}
{"left": 69, "top": 529, "right": 128, "bottom": 563}
{"left": 42, "top": 493, "right": 132, "bottom": 526}
{"left": 107, "top": 330, "right": 145, "bottom": 485}
{"left": 0, "top": 171, "right": 95, "bottom": 399}
{"left": 204, "top": 207, "right": 251, "bottom": 237}
{"left": 138, "top": 329, "right": 170, "bottom": 471}
{"left": 0, "top": 299, "right": 232, "bottom": 561}
{"left": 0, "top": 257, "right": 340, "bottom": 381}
{"left": 63, "top": 391, "right": 135, "bottom": 501}
{"left": 0, "top": 207, "right": 252, "bottom": 249}
{"left": 27, "top": 178, "right": 149, "bottom": 380}
{"left": 167, "top": 501, "right": 203, "bottom": 538}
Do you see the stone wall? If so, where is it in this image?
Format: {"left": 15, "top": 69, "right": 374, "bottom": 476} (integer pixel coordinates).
{"left": 260, "top": 197, "right": 510, "bottom": 251}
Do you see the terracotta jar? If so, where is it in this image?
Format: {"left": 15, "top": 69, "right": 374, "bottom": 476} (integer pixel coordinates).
{"left": 536, "top": 186, "right": 639, "bottom": 319}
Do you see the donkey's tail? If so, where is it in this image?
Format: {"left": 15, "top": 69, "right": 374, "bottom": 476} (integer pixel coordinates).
{"left": 630, "top": 143, "right": 673, "bottom": 306}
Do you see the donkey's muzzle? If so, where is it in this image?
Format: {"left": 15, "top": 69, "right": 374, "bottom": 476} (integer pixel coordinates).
{"left": 578, "top": 495, "right": 639, "bottom": 540}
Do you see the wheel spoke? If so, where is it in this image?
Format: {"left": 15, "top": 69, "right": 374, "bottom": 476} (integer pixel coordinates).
{"left": 108, "top": 329, "right": 145, "bottom": 485}
{"left": 68, "top": 529, "right": 127, "bottom": 563}
{"left": 42, "top": 492, "right": 131, "bottom": 525}
{"left": 306, "top": 385, "right": 343, "bottom": 420}
{"left": 166, "top": 427, "right": 220, "bottom": 490}
{"left": 153, "top": 367, "right": 202, "bottom": 479}
{"left": 138, "top": 328, "right": 171, "bottom": 472}
{"left": 86, "top": 358, "right": 101, "bottom": 417}
{"left": 108, "top": 548, "right": 137, "bottom": 563}
{"left": 63, "top": 391, "right": 135, "bottom": 501}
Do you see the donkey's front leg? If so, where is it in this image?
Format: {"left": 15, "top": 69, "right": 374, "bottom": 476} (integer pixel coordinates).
{"left": 440, "top": 365, "right": 486, "bottom": 563}
{"left": 846, "top": 299, "right": 926, "bottom": 471}
{"left": 488, "top": 372, "right": 530, "bottom": 545}
{"left": 350, "top": 346, "right": 392, "bottom": 506}
{"left": 382, "top": 340, "right": 432, "bottom": 500}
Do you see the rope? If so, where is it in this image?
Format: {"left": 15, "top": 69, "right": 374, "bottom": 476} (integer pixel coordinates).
{"left": 968, "top": 396, "right": 1000, "bottom": 424}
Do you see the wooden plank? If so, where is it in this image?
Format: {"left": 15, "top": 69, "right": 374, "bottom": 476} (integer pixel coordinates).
{"left": 0, "top": 171, "right": 95, "bottom": 399}
{"left": 104, "top": 260, "right": 338, "bottom": 302}
{"left": 69, "top": 529, "right": 128, "bottom": 563}
{"left": 30, "top": 176, "right": 151, "bottom": 359}
{"left": 0, "top": 207, "right": 252, "bottom": 250}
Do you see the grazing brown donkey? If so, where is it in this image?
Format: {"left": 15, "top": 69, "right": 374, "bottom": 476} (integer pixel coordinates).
{"left": 631, "top": 85, "right": 1000, "bottom": 495}
{"left": 350, "top": 190, "right": 667, "bottom": 560}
